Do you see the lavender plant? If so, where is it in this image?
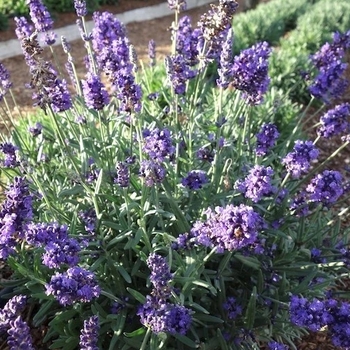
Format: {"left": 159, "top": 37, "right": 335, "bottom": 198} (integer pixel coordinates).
{"left": 1, "top": 0, "right": 350, "bottom": 349}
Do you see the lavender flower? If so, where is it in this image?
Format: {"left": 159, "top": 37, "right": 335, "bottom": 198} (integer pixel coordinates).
{"left": 7, "top": 316, "right": 34, "bottom": 350}
{"left": 176, "top": 16, "right": 200, "bottom": 66}
{"left": 309, "top": 31, "right": 350, "bottom": 103}
{"left": 167, "top": 0, "right": 187, "bottom": 11}
{"left": 0, "top": 177, "right": 33, "bottom": 259}
{"left": 231, "top": 42, "right": 271, "bottom": 105}
{"left": 282, "top": 140, "right": 319, "bottom": 178}
{"left": 165, "top": 55, "right": 197, "bottom": 95}
{"left": 255, "top": 123, "right": 280, "bottom": 156}
{"left": 47, "top": 79, "right": 72, "bottom": 112}
{"left": 14, "top": 16, "right": 33, "bottom": 40}
{"left": 217, "top": 28, "right": 234, "bottom": 88}
{"left": 74, "top": 0, "right": 87, "bottom": 17}
{"left": 196, "top": 146, "right": 214, "bottom": 163}
{"left": 138, "top": 296, "right": 191, "bottom": 335}
{"left": 290, "top": 296, "right": 335, "bottom": 332}
{"left": 142, "top": 128, "right": 175, "bottom": 162}
{"left": 181, "top": 170, "right": 208, "bottom": 190}
{"left": 0, "top": 295, "right": 27, "bottom": 331}
{"left": 26, "top": 0, "right": 54, "bottom": 33}
{"left": 45, "top": 266, "right": 101, "bottom": 306}
{"left": 235, "top": 165, "right": 276, "bottom": 203}
{"left": 317, "top": 103, "right": 350, "bottom": 138}
{"left": 0, "top": 62, "right": 12, "bottom": 100}
{"left": 25, "top": 222, "right": 68, "bottom": 246}
{"left": 290, "top": 192, "right": 310, "bottom": 217}
{"left": 139, "top": 160, "right": 166, "bottom": 187}
{"left": 223, "top": 297, "right": 243, "bottom": 320}
{"left": 43, "top": 31, "right": 56, "bottom": 46}
{"left": 80, "top": 315, "right": 99, "bottom": 350}
{"left": 328, "top": 300, "right": 350, "bottom": 349}
{"left": 79, "top": 209, "right": 97, "bottom": 234}
{"left": 28, "top": 122, "right": 43, "bottom": 137}
{"left": 42, "top": 238, "right": 81, "bottom": 268}
{"left": 147, "top": 253, "right": 173, "bottom": 296}
{"left": 192, "top": 204, "right": 264, "bottom": 253}
{"left": 198, "top": 0, "right": 238, "bottom": 41}
{"left": 0, "top": 143, "right": 19, "bottom": 168}
{"left": 148, "top": 39, "right": 156, "bottom": 66}
{"left": 306, "top": 170, "right": 343, "bottom": 205}
{"left": 114, "top": 161, "right": 130, "bottom": 188}
{"left": 82, "top": 73, "right": 110, "bottom": 110}
{"left": 268, "top": 341, "right": 289, "bottom": 350}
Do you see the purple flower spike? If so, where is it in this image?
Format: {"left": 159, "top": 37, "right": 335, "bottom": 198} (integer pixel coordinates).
{"left": 167, "top": 0, "right": 187, "bottom": 11}
{"left": 255, "top": 123, "right": 280, "bottom": 156}
{"left": 7, "top": 316, "right": 34, "bottom": 350}
{"left": 138, "top": 296, "right": 192, "bottom": 335}
{"left": 231, "top": 41, "right": 271, "bottom": 105}
{"left": 80, "top": 315, "right": 99, "bottom": 350}
{"left": 82, "top": 73, "right": 110, "bottom": 110}
{"left": 317, "top": 103, "right": 350, "bottom": 138}
{"left": 26, "top": 0, "right": 54, "bottom": 33}
{"left": 223, "top": 297, "right": 243, "bottom": 320}
{"left": 0, "top": 143, "right": 19, "bottom": 168}
{"left": 182, "top": 170, "right": 208, "bottom": 190}
{"left": 306, "top": 170, "right": 343, "bottom": 205}
{"left": 148, "top": 39, "right": 156, "bottom": 66}
{"left": 114, "top": 161, "right": 130, "bottom": 188}
{"left": 74, "top": 0, "right": 87, "bottom": 17}
{"left": 268, "top": 341, "right": 289, "bottom": 350}
{"left": 45, "top": 266, "right": 101, "bottom": 306}
{"left": 217, "top": 28, "right": 234, "bottom": 89}
{"left": 235, "top": 165, "right": 276, "bottom": 203}
{"left": 28, "top": 122, "right": 43, "bottom": 137}
{"left": 0, "top": 62, "right": 12, "bottom": 100}
{"left": 192, "top": 203, "right": 264, "bottom": 253}
{"left": 282, "top": 140, "right": 319, "bottom": 178}
{"left": 139, "top": 160, "right": 166, "bottom": 186}
{"left": 142, "top": 128, "right": 175, "bottom": 162}
{"left": 0, "top": 295, "right": 27, "bottom": 332}
{"left": 147, "top": 253, "right": 173, "bottom": 296}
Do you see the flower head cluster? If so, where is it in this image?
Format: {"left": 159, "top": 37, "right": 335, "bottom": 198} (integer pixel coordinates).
{"left": 0, "top": 62, "right": 12, "bottom": 100}
{"left": 148, "top": 39, "right": 156, "bottom": 66}
{"left": 0, "top": 295, "right": 33, "bottom": 349}
{"left": 26, "top": 0, "right": 54, "bottom": 32}
{"left": 74, "top": 0, "right": 87, "bottom": 17}
{"left": 45, "top": 266, "right": 101, "bottom": 306}
{"left": 0, "top": 142, "right": 19, "bottom": 168}
{"left": 138, "top": 296, "right": 192, "bottom": 335}
{"left": 28, "top": 122, "right": 43, "bottom": 137}
{"left": 82, "top": 72, "right": 110, "bottom": 110}
{"left": 198, "top": 0, "right": 238, "bottom": 41}
{"left": 306, "top": 170, "right": 343, "bottom": 206}
{"left": 167, "top": 0, "right": 186, "bottom": 11}
{"left": 165, "top": 54, "right": 197, "bottom": 95}
{"left": 42, "top": 238, "right": 81, "bottom": 268}
{"left": 176, "top": 16, "right": 200, "bottom": 66}
{"left": 140, "top": 160, "right": 166, "bottom": 187}
{"left": 0, "top": 177, "right": 33, "bottom": 259}
{"left": 182, "top": 170, "right": 208, "bottom": 190}
{"left": 147, "top": 253, "right": 173, "bottom": 297}
{"left": 142, "top": 128, "right": 175, "bottom": 162}
{"left": 282, "top": 140, "right": 319, "bottom": 178}
{"left": 192, "top": 204, "right": 264, "bottom": 253}
{"left": 79, "top": 209, "right": 97, "bottom": 234}
{"left": 268, "top": 341, "right": 289, "bottom": 350}
{"left": 235, "top": 165, "right": 276, "bottom": 203}
{"left": 317, "top": 103, "right": 350, "bottom": 138}
{"left": 92, "top": 12, "right": 142, "bottom": 113}
{"left": 255, "top": 123, "right": 280, "bottom": 156}
{"left": 80, "top": 315, "right": 99, "bottom": 350}
{"left": 223, "top": 297, "right": 243, "bottom": 320}
{"left": 45, "top": 78, "right": 72, "bottom": 113}
{"left": 231, "top": 42, "right": 271, "bottom": 105}
{"left": 217, "top": 28, "right": 234, "bottom": 88}
{"left": 114, "top": 161, "right": 130, "bottom": 188}
{"left": 309, "top": 30, "right": 350, "bottom": 103}
{"left": 25, "top": 222, "right": 68, "bottom": 246}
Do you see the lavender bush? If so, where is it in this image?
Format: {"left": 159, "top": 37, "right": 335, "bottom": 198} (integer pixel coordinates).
{"left": 1, "top": 0, "right": 350, "bottom": 349}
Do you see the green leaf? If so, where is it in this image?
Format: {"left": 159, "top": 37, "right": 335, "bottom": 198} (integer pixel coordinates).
{"left": 49, "top": 309, "right": 78, "bottom": 327}
{"left": 124, "top": 327, "right": 146, "bottom": 338}
{"left": 234, "top": 254, "right": 260, "bottom": 270}
{"left": 94, "top": 168, "right": 103, "bottom": 195}
{"left": 58, "top": 185, "right": 84, "bottom": 197}
{"left": 33, "top": 300, "right": 54, "bottom": 326}
{"left": 194, "top": 314, "right": 224, "bottom": 323}
{"left": 217, "top": 328, "right": 229, "bottom": 350}
{"left": 117, "top": 264, "right": 132, "bottom": 283}
{"left": 127, "top": 288, "right": 146, "bottom": 304}
{"left": 192, "top": 280, "right": 217, "bottom": 295}
{"left": 173, "top": 334, "right": 197, "bottom": 348}
{"left": 245, "top": 286, "right": 257, "bottom": 329}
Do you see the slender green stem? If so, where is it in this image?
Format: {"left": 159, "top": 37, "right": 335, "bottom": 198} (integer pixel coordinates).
{"left": 140, "top": 328, "right": 152, "bottom": 350}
